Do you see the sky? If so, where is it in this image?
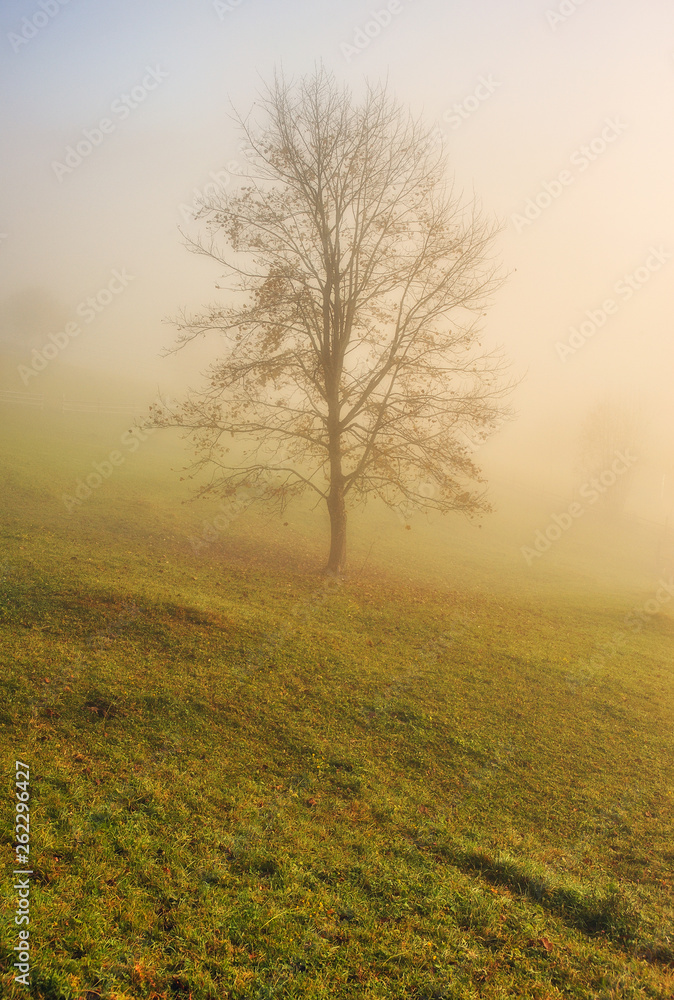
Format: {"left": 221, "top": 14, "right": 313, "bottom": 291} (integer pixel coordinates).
{"left": 1, "top": 0, "right": 673, "bottom": 512}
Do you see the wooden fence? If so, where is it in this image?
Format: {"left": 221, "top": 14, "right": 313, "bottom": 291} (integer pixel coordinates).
{"left": 0, "top": 391, "right": 146, "bottom": 415}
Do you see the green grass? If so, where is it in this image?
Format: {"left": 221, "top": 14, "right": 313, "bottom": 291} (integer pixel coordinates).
{"left": 1, "top": 404, "right": 674, "bottom": 998}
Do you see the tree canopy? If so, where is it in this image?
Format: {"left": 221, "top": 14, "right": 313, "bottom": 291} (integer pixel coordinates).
{"left": 155, "top": 67, "right": 514, "bottom": 572}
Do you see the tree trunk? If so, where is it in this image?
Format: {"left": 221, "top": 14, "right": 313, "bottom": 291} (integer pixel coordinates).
{"left": 326, "top": 484, "right": 347, "bottom": 574}
{"left": 326, "top": 399, "right": 346, "bottom": 573}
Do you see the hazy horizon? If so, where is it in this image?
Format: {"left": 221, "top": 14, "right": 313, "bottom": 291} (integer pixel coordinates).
{"left": 2, "top": 0, "right": 674, "bottom": 527}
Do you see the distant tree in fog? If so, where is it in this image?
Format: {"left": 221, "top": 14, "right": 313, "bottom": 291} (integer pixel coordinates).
{"left": 574, "top": 398, "right": 643, "bottom": 516}
{"left": 154, "top": 67, "right": 514, "bottom": 574}
{"left": 0, "top": 288, "right": 69, "bottom": 352}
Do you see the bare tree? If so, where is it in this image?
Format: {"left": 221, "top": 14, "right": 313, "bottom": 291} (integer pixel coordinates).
{"left": 574, "top": 397, "right": 643, "bottom": 518}
{"left": 155, "top": 68, "right": 513, "bottom": 574}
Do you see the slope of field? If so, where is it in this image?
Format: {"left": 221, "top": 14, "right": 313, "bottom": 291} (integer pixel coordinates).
{"left": 1, "top": 404, "right": 673, "bottom": 999}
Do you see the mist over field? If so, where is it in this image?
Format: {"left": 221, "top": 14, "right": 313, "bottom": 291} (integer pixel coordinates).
{"left": 2, "top": 1, "right": 674, "bottom": 535}
{"left": 2, "top": 2, "right": 674, "bottom": 998}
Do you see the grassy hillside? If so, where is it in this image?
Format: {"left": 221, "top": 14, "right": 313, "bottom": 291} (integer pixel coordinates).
{"left": 1, "top": 403, "right": 673, "bottom": 999}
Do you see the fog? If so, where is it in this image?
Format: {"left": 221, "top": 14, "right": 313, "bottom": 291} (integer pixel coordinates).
{"left": 2, "top": 0, "right": 674, "bottom": 570}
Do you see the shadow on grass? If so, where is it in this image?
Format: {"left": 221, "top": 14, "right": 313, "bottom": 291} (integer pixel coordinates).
{"left": 414, "top": 834, "right": 674, "bottom": 965}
